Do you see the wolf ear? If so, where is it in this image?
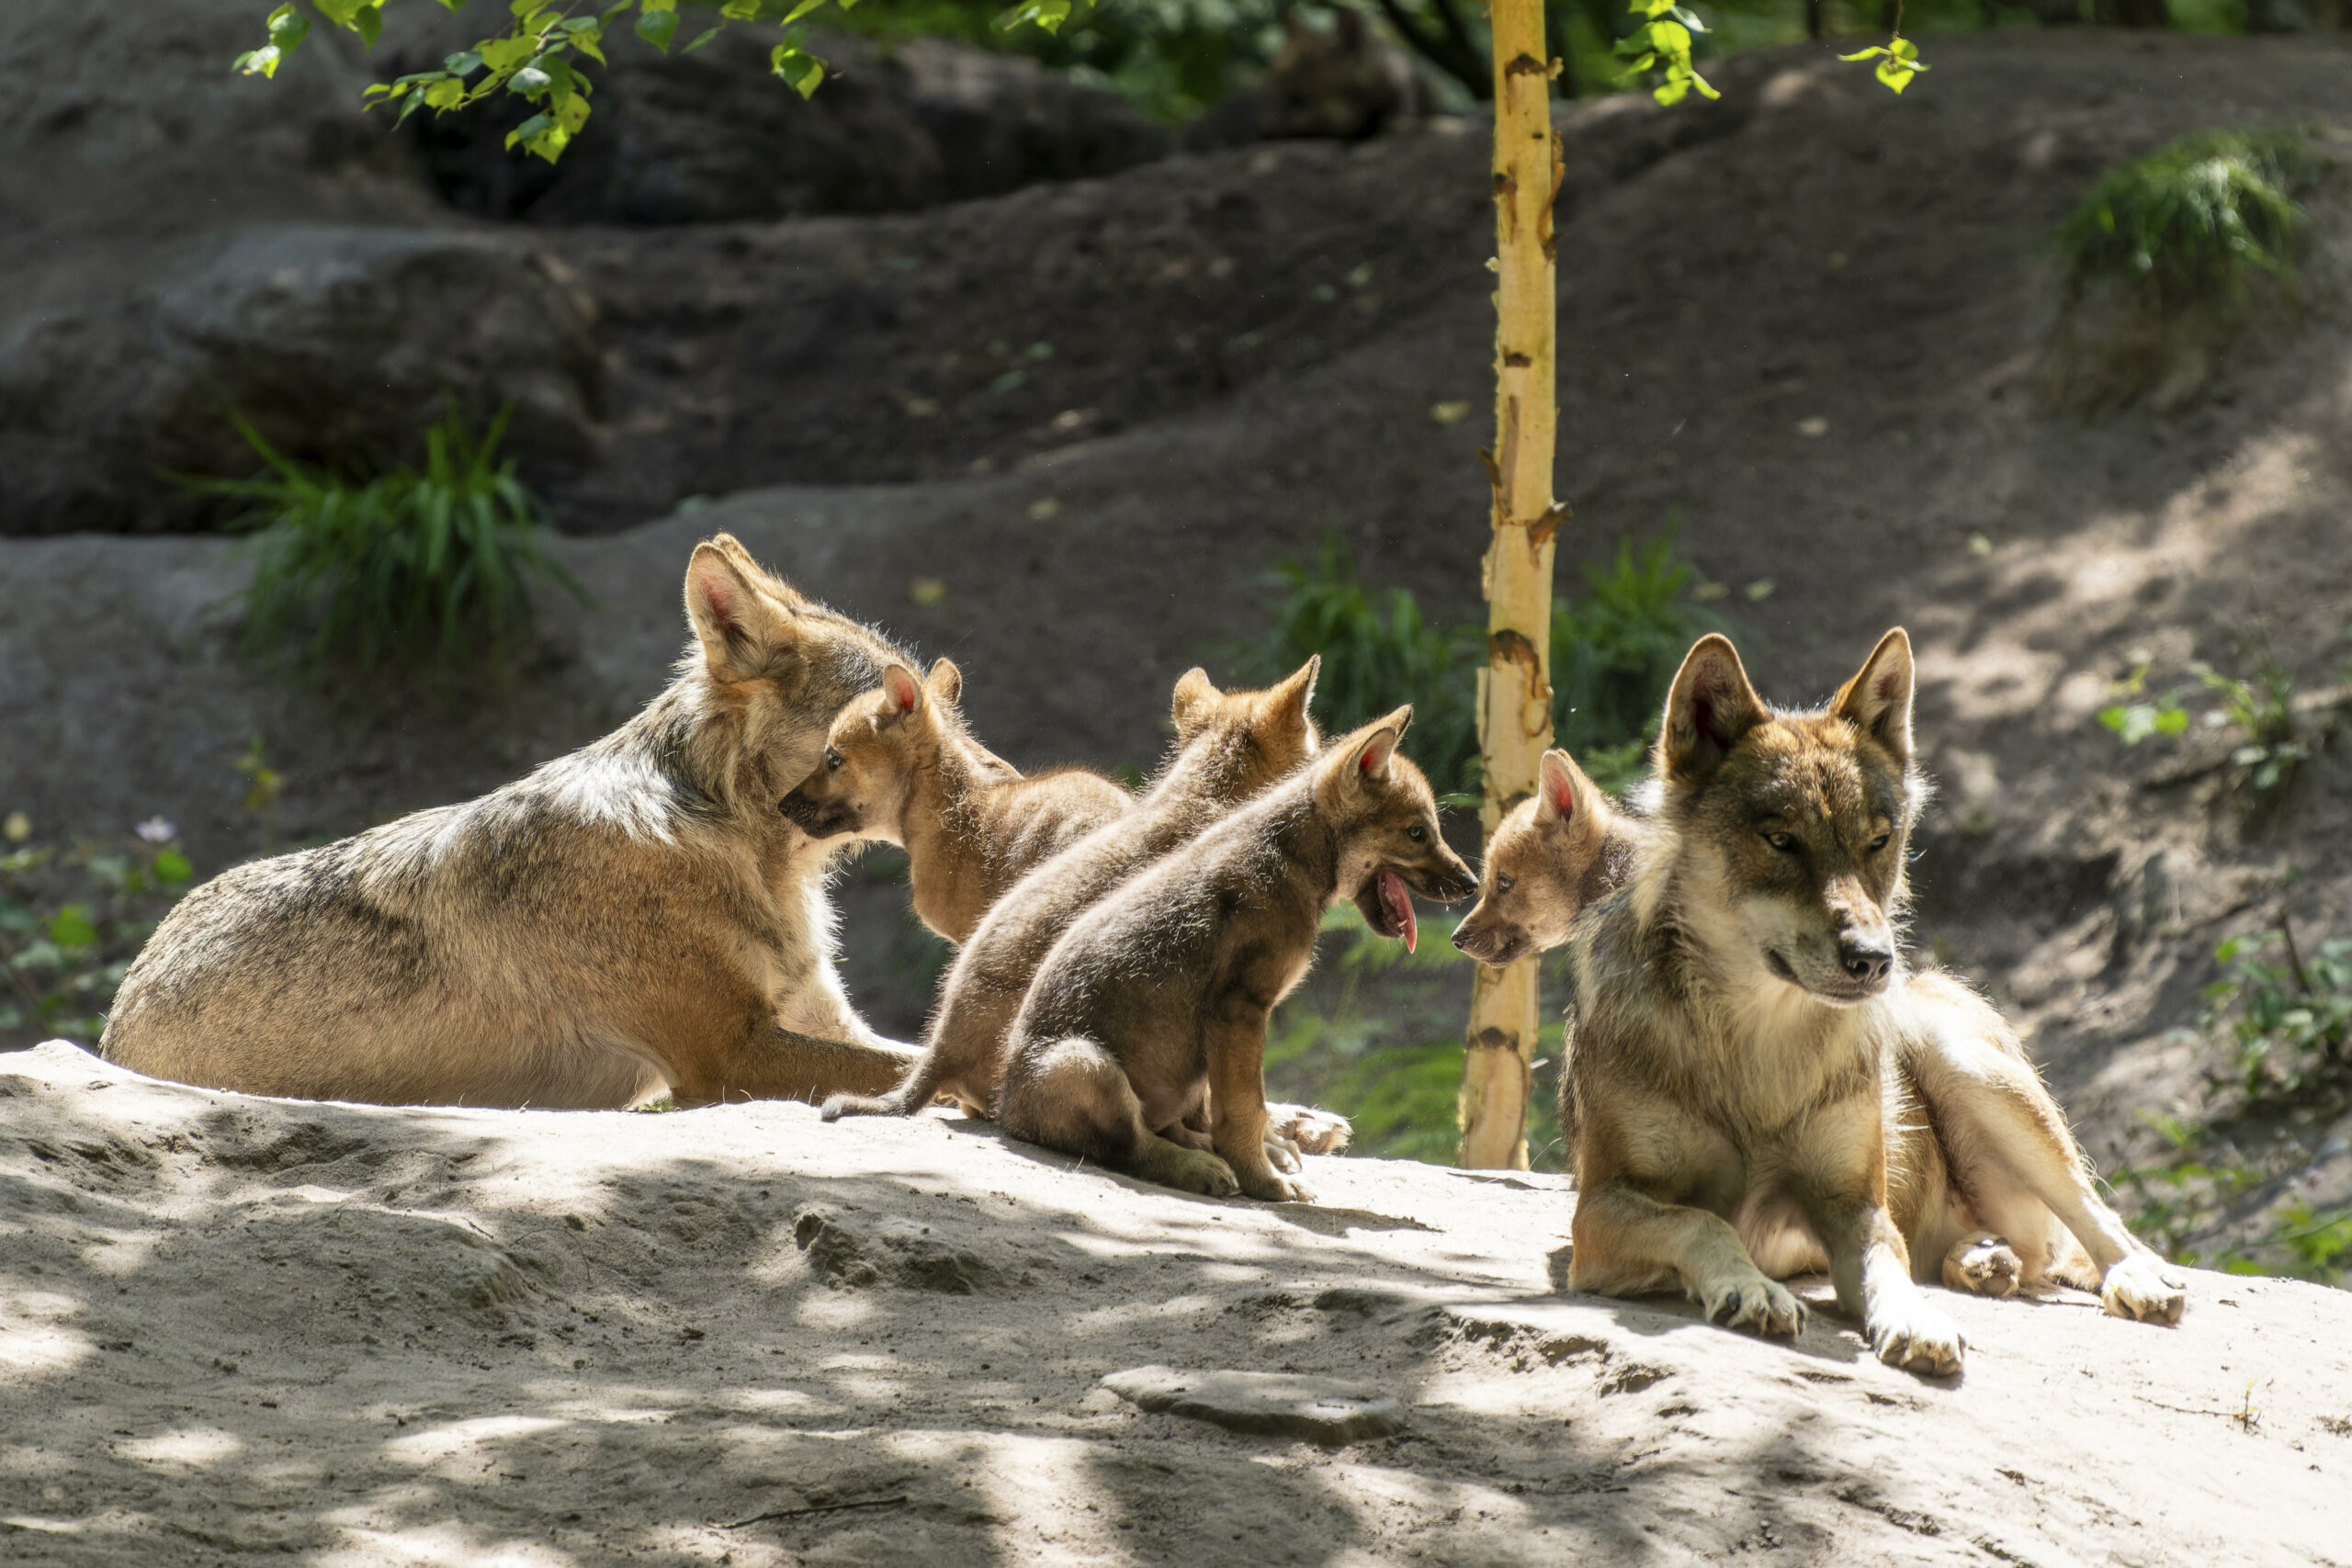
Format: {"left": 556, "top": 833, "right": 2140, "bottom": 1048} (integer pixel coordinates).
{"left": 879, "top": 664, "right": 925, "bottom": 722}
{"left": 925, "top": 657, "right": 963, "bottom": 706}
{"left": 1832, "top": 627, "right": 1915, "bottom": 765}
{"left": 1266, "top": 654, "right": 1320, "bottom": 726}
{"left": 1343, "top": 706, "right": 1412, "bottom": 784}
{"left": 1170, "top": 668, "right": 1221, "bottom": 737}
{"left": 1533, "top": 748, "right": 1594, "bottom": 827}
{"left": 685, "top": 540, "right": 798, "bottom": 682}
{"left": 1661, "top": 634, "right": 1767, "bottom": 783}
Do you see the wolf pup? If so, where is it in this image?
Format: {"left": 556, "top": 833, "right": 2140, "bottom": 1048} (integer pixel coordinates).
{"left": 780, "top": 659, "right": 1133, "bottom": 943}
{"left": 823, "top": 659, "right": 1325, "bottom": 1124}
{"left": 996, "top": 709, "right": 1476, "bottom": 1201}
{"left": 103, "top": 535, "right": 921, "bottom": 1110}
{"left": 1566, "top": 630, "right": 2185, "bottom": 1375}
{"left": 1453, "top": 747, "right": 1643, "bottom": 970}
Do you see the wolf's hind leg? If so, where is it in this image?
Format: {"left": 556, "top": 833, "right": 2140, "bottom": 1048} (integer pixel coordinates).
{"left": 1269, "top": 1102, "right": 1353, "bottom": 1156}
{"left": 1905, "top": 997, "right": 2187, "bottom": 1325}
{"left": 1940, "top": 1233, "right": 2020, "bottom": 1297}
{"left": 1001, "top": 1037, "right": 1240, "bottom": 1198}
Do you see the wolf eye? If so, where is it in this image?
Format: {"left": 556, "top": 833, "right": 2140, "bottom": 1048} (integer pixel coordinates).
{"left": 1406, "top": 825, "right": 1428, "bottom": 842}
{"left": 1868, "top": 832, "right": 1892, "bottom": 853}
{"left": 1763, "top": 831, "right": 1797, "bottom": 852}
{"left": 1496, "top": 874, "right": 1515, "bottom": 895}
{"left": 824, "top": 750, "right": 844, "bottom": 773}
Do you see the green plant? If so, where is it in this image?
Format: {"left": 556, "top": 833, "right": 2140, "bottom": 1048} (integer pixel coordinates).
{"left": 1, "top": 817, "right": 196, "bottom": 1047}
{"left": 2055, "top": 129, "right": 2311, "bottom": 310}
{"left": 2196, "top": 658, "right": 2307, "bottom": 797}
{"left": 2207, "top": 922, "right": 2352, "bottom": 1099}
{"left": 1236, "top": 533, "right": 1717, "bottom": 803}
{"left": 2097, "top": 658, "right": 2189, "bottom": 745}
{"left": 200, "top": 403, "right": 586, "bottom": 674}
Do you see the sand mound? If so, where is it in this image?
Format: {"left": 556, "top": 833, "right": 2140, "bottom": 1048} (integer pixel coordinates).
{"left": 4, "top": 1040, "right": 2346, "bottom": 1565}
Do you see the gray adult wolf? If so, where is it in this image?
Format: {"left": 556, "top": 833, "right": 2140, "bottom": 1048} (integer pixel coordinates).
{"left": 1563, "top": 629, "right": 2185, "bottom": 1376}
{"left": 102, "top": 534, "right": 921, "bottom": 1110}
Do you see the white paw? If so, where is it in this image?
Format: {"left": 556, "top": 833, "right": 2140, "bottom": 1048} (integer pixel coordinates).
{"left": 2101, "top": 1251, "right": 2187, "bottom": 1325}
{"left": 1942, "top": 1234, "right": 2020, "bottom": 1299}
{"left": 1238, "top": 1167, "right": 1316, "bottom": 1203}
{"left": 1701, "top": 1274, "right": 1807, "bottom": 1338}
{"left": 1272, "top": 1105, "right": 1353, "bottom": 1156}
{"left": 1868, "top": 1297, "right": 1964, "bottom": 1375}
{"left": 1263, "top": 1134, "right": 1303, "bottom": 1174}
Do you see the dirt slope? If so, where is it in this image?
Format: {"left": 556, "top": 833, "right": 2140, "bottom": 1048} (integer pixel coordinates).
{"left": 6, "top": 1040, "right": 2348, "bottom": 1567}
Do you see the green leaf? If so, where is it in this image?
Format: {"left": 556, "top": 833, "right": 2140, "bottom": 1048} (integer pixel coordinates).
{"left": 772, "top": 43, "right": 824, "bottom": 96}
{"left": 424, "top": 77, "right": 466, "bottom": 109}
{"left": 505, "top": 111, "right": 554, "bottom": 149}
{"left": 353, "top": 4, "right": 385, "bottom": 48}
{"left": 2154, "top": 706, "right": 2189, "bottom": 736}
{"left": 635, "top": 6, "right": 679, "bottom": 48}
{"left": 681, "top": 25, "right": 721, "bottom": 51}
{"left": 267, "top": 4, "right": 311, "bottom": 46}
{"left": 234, "top": 44, "right": 286, "bottom": 77}
{"left": 721, "top": 0, "right": 762, "bottom": 17}
{"left": 1838, "top": 45, "right": 1889, "bottom": 62}
{"left": 50, "top": 905, "right": 98, "bottom": 950}
{"left": 510, "top": 65, "right": 553, "bottom": 95}
{"left": 153, "top": 851, "right": 193, "bottom": 886}
{"left": 781, "top": 0, "right": 827, "bottom": 22}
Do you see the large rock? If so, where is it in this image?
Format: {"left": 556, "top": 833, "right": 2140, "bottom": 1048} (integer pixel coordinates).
{"left": 408, "top": 28, "right": 1173, "bottom": 224}
{"left": 0, "top": 224, "right": 603, "bottom": 535}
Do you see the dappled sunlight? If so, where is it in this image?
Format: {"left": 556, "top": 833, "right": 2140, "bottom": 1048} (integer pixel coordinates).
{"left": 116, "top": 1427, "right": 247, "bottom": 1472}
{"left": 0, "top": 1286, "right": 92, "bottom": 1379}
{"left": 311, "top": 1519, "right": 582, "bottom": 1567}
{"left": 383, "top": 1415, "right": 571, "bottom": 1472}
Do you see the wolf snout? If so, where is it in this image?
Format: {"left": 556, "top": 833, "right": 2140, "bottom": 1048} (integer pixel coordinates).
{"left": 1837, "top": 932, "right": 1894, "bottom": 987}
{"left": 778, "top": 793, "right": 850, "bottom": 838}
{"left": 1452, "top": 918, "right": 1527, "bottom": 965}
{"left": 1412, "top": 861, "right": 1479, "bottom": 905}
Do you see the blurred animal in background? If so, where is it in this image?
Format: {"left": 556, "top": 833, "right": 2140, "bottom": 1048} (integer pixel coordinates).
{"left": 781, "top": 657, "right": 1133, "bottom": 943}
{"left": 996, "top": 709, "right": 1476, "bottom": 1201}
{"left": 103, "top": 535, "right": 921, "bottom": 1111}
{"left": 1562, "top": 629, "right": 2187, "bottom": 1378}
{"left": 1183, "top": 9, "right": 1444, "bottom": 152}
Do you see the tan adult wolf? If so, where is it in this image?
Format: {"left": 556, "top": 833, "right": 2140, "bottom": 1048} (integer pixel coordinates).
{"left": 1564, "top": 630, "right": 2185, "bottom": 1376}
{"left": 102, "top": 535, "right": 922, "bottom": 1110}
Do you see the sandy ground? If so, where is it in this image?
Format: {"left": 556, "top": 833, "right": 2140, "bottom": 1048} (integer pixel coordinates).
{"left": 4, "top": 1039, "right": 2348, "bottom": 1567}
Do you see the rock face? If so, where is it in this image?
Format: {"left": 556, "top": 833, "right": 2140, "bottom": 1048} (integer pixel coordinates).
{"left": 0, "top": 225, "right": 604, "bottom": 534}
{"left": 3, "top": 1039, "right": 2346, "bottom": 1566}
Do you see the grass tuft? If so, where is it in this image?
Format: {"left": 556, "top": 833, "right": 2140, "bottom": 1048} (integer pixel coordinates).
{"left": 2055, "top": 129, "right": 2311, "bottom": 310}
{"left": 197, "top": 402, "right": 587, "bottom": 673}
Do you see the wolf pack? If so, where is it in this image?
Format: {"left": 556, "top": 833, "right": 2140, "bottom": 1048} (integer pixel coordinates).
{"left": 100, "top": 535, "right": 2186, "bottom": 1379}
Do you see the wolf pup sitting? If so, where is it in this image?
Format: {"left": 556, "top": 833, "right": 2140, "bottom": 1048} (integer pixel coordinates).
{"left": 104, "top": 536, "right": 920, "bottom": 1110}
{"left": 996, "top": 710, "right": 1476, "bottom": 1201}
{"left": 780, "top": 660, "right": 1133, "bottom": 943}
{"left": 1566, "top": 630, "right": 2185, "bottom": 1375}
{"left": 824, "top": 659, "right": 1324, "bottom": 1124}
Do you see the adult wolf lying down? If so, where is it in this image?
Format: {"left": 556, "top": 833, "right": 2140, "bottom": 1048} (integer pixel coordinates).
{"left": 103, "top": 535, "right": 919, "bottom": 1110}
{"left": 1553, "top": 629, "right": 2185, "bottom": 1376}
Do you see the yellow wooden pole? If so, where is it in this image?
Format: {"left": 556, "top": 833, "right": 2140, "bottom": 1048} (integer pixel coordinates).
{"left": 1458, "top": 0, "right": 1563, "bottom": 1170}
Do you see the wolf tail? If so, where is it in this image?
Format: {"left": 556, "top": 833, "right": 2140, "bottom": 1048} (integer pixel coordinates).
{"left": 820, "top": 1056, "right": 939, "bottom": 1122}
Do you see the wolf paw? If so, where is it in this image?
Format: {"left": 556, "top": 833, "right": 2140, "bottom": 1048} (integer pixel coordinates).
{"left": 1164, "top": 1148, "right": 1241, "bottom": 1198}
{"left": 1269, "top": 1103, "right": 1353, "bottom": 1156}
{"left": 1702, "top": 1275, "right": 1806, "bottom": 1338}
{"left": 1264, "top": 1134, "right": 1303, "bottom": 1174}
{"left": 2100, "top": 1252, "right": 2187, "bottom": 1325}
{"left": 1867, "top": 1298, "right": 1964, "bottom": 1375}
{"left": 1941, "top": 1234, "right": 2020, "bottom": 1298}
{"left": 1237, "top": 1167, "right": 1317, "bottom": 1203}
{"left": 1166, "top": 1122, "right": 1216, "bottom": 1154}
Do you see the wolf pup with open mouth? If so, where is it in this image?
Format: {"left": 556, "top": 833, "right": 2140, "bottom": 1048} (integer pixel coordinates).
{"left": 995, "top": 708, "right": 1476, "bottom": 1201}
{"left": 1564, "top": 630, "right": 2184, "bottom": 1375}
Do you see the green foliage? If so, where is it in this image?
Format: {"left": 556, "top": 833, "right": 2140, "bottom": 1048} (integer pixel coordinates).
{"left": 1615, "top": 0, "right": 1719, "bottom": 106}
{"left": 1236, "top": 533, "right": 1718, "bottom": 802}
{"left": 198, "top": 403, "right": 586, "bottom": 674}
{"left": 1238, "top": 540, "right": 1484, "bottom": 795}
{"left": 2094, "top": 651, "right": 2306, "bottom": 803}
{"left": 1837, "top": 31, "right": 1926, "bottom": 95}
{"left": 2112, "top": 921, "right": 2351, "bottom": 1289}
{"left": 244, "top": 0, "right": 1096, "bottom": 157}
{"left": 2055, "top": 129, "right": 2311, "bottom": 310}
{"left": 2207, "top": 925, "right": 2352, "bottom": 1099}
{"left": 0, "top": 817, "right": 197, "bottom": 1047}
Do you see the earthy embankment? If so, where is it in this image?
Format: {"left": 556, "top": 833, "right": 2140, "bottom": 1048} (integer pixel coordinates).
{"left": 4, "top": 1040, "right": 2346, "bottom": 1566}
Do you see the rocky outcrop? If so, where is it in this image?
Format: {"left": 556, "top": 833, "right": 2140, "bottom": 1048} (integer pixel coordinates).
{"left": 0, "top": 225, "right": 603, "bottom": 534}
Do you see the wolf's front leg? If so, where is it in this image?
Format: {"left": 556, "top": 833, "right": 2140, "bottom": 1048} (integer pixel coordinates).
{"left": 1569, "top": 1180, "right": 1807, "bottom": 1337}
{"left": 1815, "top": 1191, "right": 1962, "bottom": 1374}
{"left": 1206, "top": 1010, "right": 1312, "bottom": 1202}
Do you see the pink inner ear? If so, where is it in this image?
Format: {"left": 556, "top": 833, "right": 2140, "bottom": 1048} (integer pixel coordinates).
{"left": 698, "top": 574, "right": 738, "bottom": 627}
{"left": 1360, "top": 747, "right": 1378, "bottom": 772}
{"left": 1874, "top": 669, "right": 1904, "bottom": 702}
{"left": 1551, "top": 776, "right": 1575, "bottom": 817}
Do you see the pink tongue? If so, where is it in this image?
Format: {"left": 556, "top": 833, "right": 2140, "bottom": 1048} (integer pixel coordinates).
{"left": 1380, "top": 869, "right": 1417, "bottom": 953}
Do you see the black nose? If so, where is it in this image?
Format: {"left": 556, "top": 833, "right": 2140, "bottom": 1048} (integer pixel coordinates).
{"left": 1838, "top": 934, "right": 1893, "bottom": 985}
